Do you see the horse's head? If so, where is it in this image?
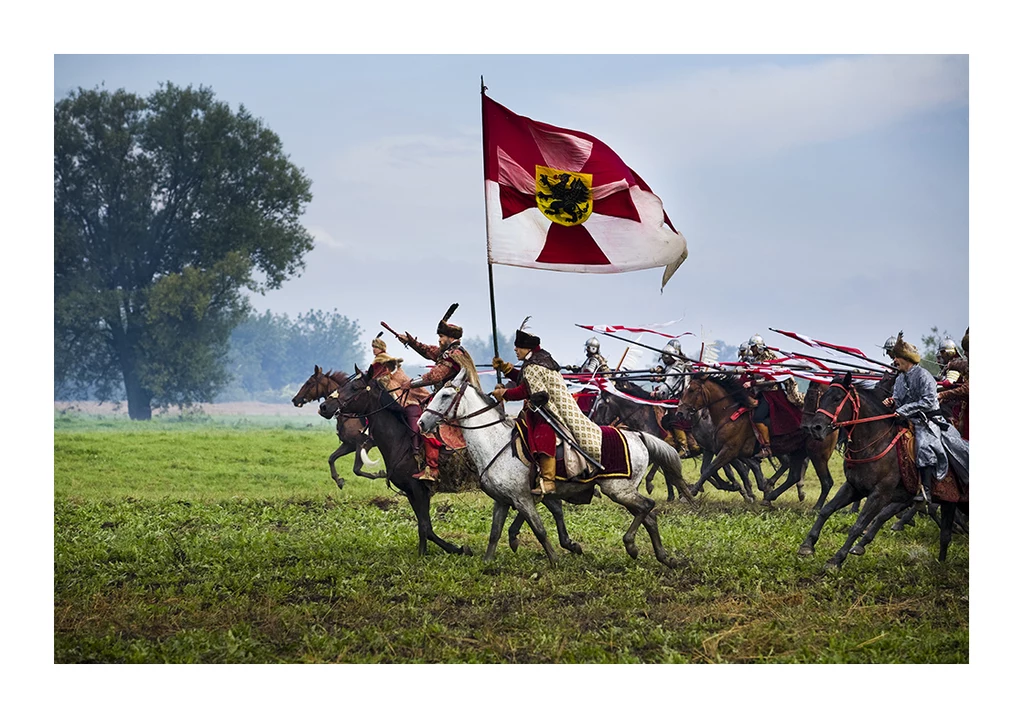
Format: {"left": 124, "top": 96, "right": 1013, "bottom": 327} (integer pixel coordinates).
{"left": 318, "top": 365, "right": 378, "bottom": 419}
{"left": 805, "top": 373, "right": 857, "bottom": 441}
{"left": 418, "top": 367, "right": 468, "bottom": 435}
{"left": 678, "top": 373, "right": 710, "bottom": 417}
{"left": 292, "top": 365, "right": 348, "bottom": 407}
{"left": 293, "top": 365, "right": 326, "bottom": 407}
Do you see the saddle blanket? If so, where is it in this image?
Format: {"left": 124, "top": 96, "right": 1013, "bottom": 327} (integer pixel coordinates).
{"left": 896, "top": 431, "right": 968, "bottom": 503}
{"left": 762, "top": 389, "right": 804, "bottom": 436}
{"left": 513, "top": 424, "right": 632, "bottom": 482}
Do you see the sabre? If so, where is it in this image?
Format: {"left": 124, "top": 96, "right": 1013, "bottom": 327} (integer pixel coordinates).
{"left": 530, "top": 402, "right": 605, "bottom": 473}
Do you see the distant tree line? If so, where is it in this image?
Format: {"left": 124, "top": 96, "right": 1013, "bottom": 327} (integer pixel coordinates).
{"left": 218, "top": 309, "right": 363, "bottom": 402}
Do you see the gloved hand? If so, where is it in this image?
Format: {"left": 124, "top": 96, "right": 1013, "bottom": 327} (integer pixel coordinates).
{"left": 492, "top": 357, "right": 513, "bottom": 374}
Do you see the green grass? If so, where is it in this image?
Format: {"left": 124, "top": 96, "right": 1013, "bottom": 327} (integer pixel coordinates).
{"left": 54, "top": 413, "right": 968, "bottom": 663}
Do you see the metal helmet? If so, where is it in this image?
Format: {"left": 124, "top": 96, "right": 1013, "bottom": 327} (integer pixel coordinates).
{"left": 748, "top": 334, "right": 765, "bottom": 356}
{"left": 738, "top": 341, "right": 750, "bottom": 360}
{"left": 661, "top": 339, "right": 682, "bottom": 364}
{"left": 938, "top": 337, "right": 958, "bottom": 356}
{"left": 585, "top": 337, "right": 600, "bottom": 355}
{"left": 883, "top": 336, "right": 897, "bottom": 356}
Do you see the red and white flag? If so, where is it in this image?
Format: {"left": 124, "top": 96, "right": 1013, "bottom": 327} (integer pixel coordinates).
{"left": 576, "top": 321, "right": 693, "bottom": 339}
{"left": 770, "top": 328, "right": 871, "bottom": 360}
{"left": 483, "top": 95, "right": 688, "bottom": 288}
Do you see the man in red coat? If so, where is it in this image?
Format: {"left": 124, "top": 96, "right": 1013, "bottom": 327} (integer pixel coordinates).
{"left": 394, "top": 303, "right": 481, "bottom": 481}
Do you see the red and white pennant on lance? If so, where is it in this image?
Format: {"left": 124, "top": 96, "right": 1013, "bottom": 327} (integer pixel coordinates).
{"left": 577, "top": 320, "right": 694, "bottom": 340}
{"left": 770, "top": 328, "right": 871, "bottom": 361}
{"left": 589, "top": 376, "right": 678, "bottom": 407}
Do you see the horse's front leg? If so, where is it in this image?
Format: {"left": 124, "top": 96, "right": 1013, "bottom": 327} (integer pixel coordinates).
{"left": 542, "top": 496, "right": 582, "bottom": 554}
{"left": 352, "top": 441, "right": 387, "bottom": 479}
{"left": 328, "top": 443, "right": 353, "bottom": 489}
{"left": 938, "top": 501, "right": 958, "bottom": 562}
{"left": 691, "top": 446, "right": 740, "bottom": 495}
{"left": 510, "top": 497, "right": 558, "bottom": 568}
{"left": 798, "top": 482, "right": 858, "bottom": 556}
{"left": 765, "top": 452, "right": 808, "bottom": 505}
{"left": 485, "top": 501, "right": 511, "bottom": 562}
{"left": 407, "top": 482, "right": 471, "bottom": 556}
{"left": 851, "top": 500, "right": 908, "bottom": 555}
{"left": 826, "top": 489, "right": 892, "bottom": 569}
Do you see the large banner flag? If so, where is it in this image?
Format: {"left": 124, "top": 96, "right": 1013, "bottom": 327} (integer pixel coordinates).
{"left": 483, "top": 95, "right": 688, "bottom": 288}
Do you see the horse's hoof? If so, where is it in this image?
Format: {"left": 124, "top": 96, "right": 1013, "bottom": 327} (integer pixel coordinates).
{"left": 334, "top": 478, "right": 345, "bottom": 490}
{"left": 508, "top": 538, "right": 519, "bottom": 552}
{"left": 462, "top": 546, "right": 474, "bottom": 556}
{"left": 891, "top": 524, "right": 904, "bottom": 532}
{"left": 798, "top": 488, "right": 806, "bottom": 502}
{"left": 625, "top": 544, "right": 639, "bottom": 560}
{"left": 824, "top": 559, "right": 842, "bottom": 571}
{"left": 567, "top": 542, "right": 583, "bottom": 555}
{"left": 797, "top": 545, "right": 814, "bottom": 557}
{"left": 760, "top": 499, "right": 773, "bottom": 507}
{"left": 850, "top": 545, "right": 865, "bottom": 556}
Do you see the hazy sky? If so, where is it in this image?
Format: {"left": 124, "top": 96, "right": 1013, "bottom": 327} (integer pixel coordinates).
{"left": 53, "top": 54, "right": 968, "bottom": 369}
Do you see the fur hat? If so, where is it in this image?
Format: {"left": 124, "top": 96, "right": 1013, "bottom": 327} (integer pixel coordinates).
{"left": 514, "top": 316, "right": 540, "bottom": 350}
{"left": 372, "top": 352, "right": 402, "bottom": 367}
{"left": 891, "top": 331, "right": 921, "bottom": 364}
{"left": 961, "top": 327, "right": 969, "bottom": 358}
{"left": 436, "top": 303, "right": 463, "bottom": 340}
{"left": 371, "top": 332, "right": 387, "bottom": 353}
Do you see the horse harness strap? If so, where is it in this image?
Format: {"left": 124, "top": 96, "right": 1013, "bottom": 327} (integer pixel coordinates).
{"left": 844, "top": 428, "right": 908, "bottom": 465}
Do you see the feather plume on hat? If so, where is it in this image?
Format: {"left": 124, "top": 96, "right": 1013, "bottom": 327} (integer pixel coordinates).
{"left": 437, "top": 303, "right": 463, "bottom": 339}
{"left": 371, "top": 331, "right": 387, "bottom": 352}
{"left": 514, "top": 316, "right": 540, "bottom": 350}
{"left": 891, "top": 331, "right": 921, "bottom": 364}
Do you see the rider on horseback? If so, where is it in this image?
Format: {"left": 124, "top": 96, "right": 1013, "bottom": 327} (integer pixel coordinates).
{"left": 369, "top": 332, "right": 430, "bottom": 456}
{"left": 395, "top": 303, "right": 481, "bottom": 482}
{"left": 566, "top": 336, "right": 609, "bottom": 376}
{"left": 882, "top": 332, "right": 954, "bottom": 503}
{"left": 744, "top": 333, "right": 805, "bottom": 458}
{"left": 937, "top": 328, "right": 969, "bottom": 440}
{"left": 491, "top": 322, "right": 604, "bottom": 496}
{"left": 650, "top": 340, "right": 700, "bottom": 458}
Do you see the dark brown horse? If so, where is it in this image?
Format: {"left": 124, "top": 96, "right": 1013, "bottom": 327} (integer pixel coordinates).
{"left": 319, "top": 367, "right": 472, "bottom": 556}
{"left": 802, "top": 373, "right": 968, "bottom": 566}
{"left": 291, "top": 365, "right": 386, "bottom": 488}
{"left": 678, "top": 374, "right": 839, "bottom": 509}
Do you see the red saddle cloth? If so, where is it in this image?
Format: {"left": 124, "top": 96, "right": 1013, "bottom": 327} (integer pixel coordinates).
{"left": 555, "top": 426, "right": 632, "bottom": 482}
{"left": 762, "top": 390, "right": 804, "bottom": 436}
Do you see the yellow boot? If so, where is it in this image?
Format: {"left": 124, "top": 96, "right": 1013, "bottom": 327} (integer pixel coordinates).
{"left": 672, "top": 429, "right": 693, "bottom": 458}
{"left": 532, "top": 455, "right": 557, "bottom": 496}
{"left": 754, "top": 422, "right": 772, "bottom": 458}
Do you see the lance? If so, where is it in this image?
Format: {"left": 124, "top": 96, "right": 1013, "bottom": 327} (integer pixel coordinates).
{"left": 529, "top": 401, "right": 605, "bottom": 473}
{"left": 579, "top": 326, "right": 698, "bottom": 363}
{"left": 768, "top": 346, "right": 887, "bottom": 375}
{"left": 768, "top": 328, "right": 894, "bottom": 371}
{"left": 380, "top": 321, "right": 410, "bottom": 347}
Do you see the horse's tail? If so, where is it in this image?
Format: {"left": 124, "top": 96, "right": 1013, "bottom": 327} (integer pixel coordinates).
{"left": 359, "top": 447, "right": 380, "bottom": 469}
{"left": 640, "top": 433, "right": 696, "bottom": 505}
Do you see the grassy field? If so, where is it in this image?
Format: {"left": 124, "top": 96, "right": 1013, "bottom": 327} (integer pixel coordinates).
{"left": 54, "top": 411, "right": 968, "bottom": 663}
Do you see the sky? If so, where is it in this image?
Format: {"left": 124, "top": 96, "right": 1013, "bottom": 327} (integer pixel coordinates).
{"left": 52, "top": 53, "right": 969, "bottom": 371}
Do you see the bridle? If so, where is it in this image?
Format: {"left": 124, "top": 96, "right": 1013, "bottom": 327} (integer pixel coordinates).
{"left": 814, "top": 382, "right": 861, "bottom": 428}
{"left": 815, "top": 382, "right": 904, "bottom": 464}
{"left": 324, "top": 375, "right": 402, "bottom": 421}
{"left": 421, "top": 381, "right": 509, "bottom": 430}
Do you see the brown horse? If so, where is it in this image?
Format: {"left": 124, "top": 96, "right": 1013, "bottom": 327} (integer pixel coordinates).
{"left": 802, "top": 373, "right": 968, "bottom": 566}
{"left": 678, "top": 374, "right": 839, "bottom": 510}
{"left": 291, "top": 365, "right": 386, "bottom": 488}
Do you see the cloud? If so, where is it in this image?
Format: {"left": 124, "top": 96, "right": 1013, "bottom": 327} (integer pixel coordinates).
{"left": 554, "top": 55, "right": 968, "bottom": 166}
{"left": 305, "top": 224, "right": 345, "bottom": 250}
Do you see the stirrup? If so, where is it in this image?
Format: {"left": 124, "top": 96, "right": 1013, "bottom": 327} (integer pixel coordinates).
{"left": 413, "top": 466, "right": 438, "bottom": 482}
{"left": 531, "top": 479, "right": 556, "bottom": 496}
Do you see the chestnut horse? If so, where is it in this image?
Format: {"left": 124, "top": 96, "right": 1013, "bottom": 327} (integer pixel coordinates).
{"left": 678, "top": 374, "right": 839, "bottom": 509}
{"left": 291, "top": 365, "right": 385, "bottom": 488}
{"left": 802, "top": 373, "right": 968, "bottom": 566}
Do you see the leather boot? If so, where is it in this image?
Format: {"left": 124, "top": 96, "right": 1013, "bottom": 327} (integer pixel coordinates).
{"left": 531, "top": 455, "right": 557, "bottom": 496}
{"left": 685, "top": 433, "right": 702, "bottom": 456}
{"left": 754, "top": 422, "right": 772, "bottom": 458}
{"left": 413, "top": 441, "right": 440, "bottom": 481}
{"left": 672, "top": 429, "right": 693, "bottom": 458}
{"left": 915, "top": 465, "right": 935, "bottom": 503}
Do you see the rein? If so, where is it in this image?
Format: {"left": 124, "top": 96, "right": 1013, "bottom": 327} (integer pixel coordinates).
{"left": 423, "top": 382, "right": 510, "bottom": 430}
{"left": 816, "top": 382, "right": 903, "bottom": 464}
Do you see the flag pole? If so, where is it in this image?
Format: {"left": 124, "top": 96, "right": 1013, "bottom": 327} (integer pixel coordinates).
{"left": 481, "top": 76, "right": 502, "bottom": 380}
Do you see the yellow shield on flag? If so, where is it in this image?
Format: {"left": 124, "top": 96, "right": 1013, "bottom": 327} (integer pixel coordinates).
{"left": 535, "top": 166, "right": 593, "bottom": 226}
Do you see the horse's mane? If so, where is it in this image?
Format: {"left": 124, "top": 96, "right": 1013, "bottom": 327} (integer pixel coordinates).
{"left": 325, "top": 370, "right": 349, "bottom": 385}
{"left": 613, "top": 379, "right": 652, "bottom": 399}
{"left": 701, "top": 373, "right": 757, "bottom": 408}
{"left": 852, "top": 375, "right": 894, "bottom": 416}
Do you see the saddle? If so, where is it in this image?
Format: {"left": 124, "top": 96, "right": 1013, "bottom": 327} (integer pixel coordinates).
{"left": 896, "top": 431, "right": 968, "bottom": 503}
{"left": 511, "top": 425, "right": 632, "bottom": 485}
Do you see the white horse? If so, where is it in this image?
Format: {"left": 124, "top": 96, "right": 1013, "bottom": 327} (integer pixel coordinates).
{"left": 418, "top": 369, "right": 691, "bottom": 568}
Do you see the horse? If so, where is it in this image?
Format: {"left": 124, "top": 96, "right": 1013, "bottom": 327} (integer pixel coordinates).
{"left": 802, "top": 373, "right": 968, "bottom": 566}
{"left": 291, "top": 365, "right": 385, "bottom": 488}
{"left": 587, "top": 383, "right": 691, "bottom": 501}
{"left": 419, "top": 368, "right": 692, "bottom": 568}
{"left": 678, "top": 374, "right": 839, "bottom": 510}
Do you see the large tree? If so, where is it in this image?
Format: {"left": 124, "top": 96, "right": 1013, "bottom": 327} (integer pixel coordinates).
{"left": 54, "top": 83, "right": 314, "bottom": 418}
